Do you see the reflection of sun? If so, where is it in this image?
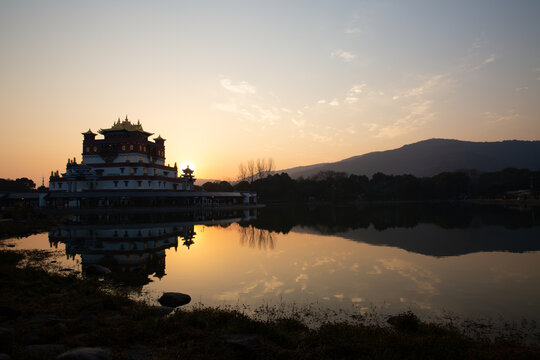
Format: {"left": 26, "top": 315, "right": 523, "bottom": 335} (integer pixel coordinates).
{"left": 179, "top": 161, "right": 195, "bottom": 171}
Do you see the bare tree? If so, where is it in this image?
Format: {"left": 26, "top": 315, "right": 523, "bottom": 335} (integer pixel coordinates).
{"left": 266, "top": 157, "right": 275, "bottom": 175}
{"left": 247, "top": 160, "right": 255, "bottom": 184}
{"left": 238, "top": 162, "right": 247, "bottom": 181}
{"left": 256, "top": 158, "right": 266, "bottom": 179}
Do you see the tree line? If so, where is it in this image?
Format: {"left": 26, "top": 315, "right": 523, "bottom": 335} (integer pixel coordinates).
{"left": 201, "top": 168, "right": 539, "bottom": 202}
{"left": 0, "top": 178, "right": 36, "bottom": 192}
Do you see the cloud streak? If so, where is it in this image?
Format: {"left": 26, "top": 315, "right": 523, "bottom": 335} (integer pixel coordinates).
{"left": 331, "top": 49, "right": 356, "bottom": 62}
{"left": 220, "top": 78, "right": 257, "bottom": 94}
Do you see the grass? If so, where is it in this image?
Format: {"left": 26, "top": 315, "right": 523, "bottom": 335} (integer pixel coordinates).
{"left": 1, "top": 249, "right": 539, "bottom": 359}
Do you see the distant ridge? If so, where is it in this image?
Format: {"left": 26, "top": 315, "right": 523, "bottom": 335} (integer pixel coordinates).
{"left": 281, "top": 139, "right": 540, "bottom": 178}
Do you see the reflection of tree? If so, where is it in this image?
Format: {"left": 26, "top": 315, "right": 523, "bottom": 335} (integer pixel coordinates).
{"left": 239, "top": 225, "right": 275, "bottom": 250}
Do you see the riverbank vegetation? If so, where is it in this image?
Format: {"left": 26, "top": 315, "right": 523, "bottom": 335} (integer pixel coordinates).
{"left": 0, "top": 248, "right": 538, "bottom": 359}
{"left": 0, "top": 203, "right": 64, "bottom": 240}
{"left": 202, "top": 168, "right": 539, "bottom": 203}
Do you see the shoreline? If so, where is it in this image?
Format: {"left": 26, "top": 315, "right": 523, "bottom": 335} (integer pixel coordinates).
{"left": 1, "top": 248, "right": 539, "bottom": 359}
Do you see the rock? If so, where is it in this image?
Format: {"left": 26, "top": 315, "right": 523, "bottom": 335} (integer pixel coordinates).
{"left": 157, "top": 292, "right": 191, "bottom": 308}
{"left": 105, "top": 314, "right": 125, "bottom": 322}
{"left": 0, "top": 306, "right": 21, "bottom": 321}
{"left": 148, "top": 306, "right": 174, "bottom": 315}
{"left": 24, "top": 330, "right": 43, "bottom": 345}
{"left": 80, "top": 313, "right": 99, "bottom": 327}
{"left": 121, "top": 345, "right": 152, "bottom": 360}
{"left": 56, "top": 347, "right": 111, "bottom": 360}
{"left": 0, "top": 328, "right": 14, "bottom": 351}
{"left": 29, "top": 313, "right": 61, "bottom": 325}
{"left": 21, "top": 344, "right": 66, "bottom": 359}
{"left": 0, "top": 354, "right": 12, "bottom": 360}
{"left": 84, "top": 264, "right": 112, "bottom": 276}
{"left": 53, "top": 322, "right": 68, "bottom": 333}
{"left": 220, "top": 334, "right": 260, "bottom": 351}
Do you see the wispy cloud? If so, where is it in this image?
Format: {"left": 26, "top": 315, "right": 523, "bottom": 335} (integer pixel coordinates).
{"left": 344, "top": 27, "right": 362, "bottom": 34}
{"left": 331, "top": 49, "right": 356, "bottom": 63}
{"left": 220, "top": 78, "right": 256, "bottom": 94}
{"left": 535, "top": 67, "right": 540, "bottom": 81}
{"left": 375, "top": 100, "right": 434, "bottom": 138}
{"left": 466, "top": 54, "right": 497, "bottom": 72}
{"left": 482, "top": 54, "right": 495, "bottom": 65}
{"left": 484, "top": 110, "right": 520, "bottom": 123}
{"left": 392, "top": 74, "right": 448, "bottom": 100}
{"left": 328, "top": 99, "right": 340, "bottom": 106}
{"left": 343, "top": 83, "right": 366, "bottom": 104}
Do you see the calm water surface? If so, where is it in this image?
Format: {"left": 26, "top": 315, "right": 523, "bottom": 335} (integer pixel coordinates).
{"left": 4, "top": 203, "right": 540, "bottom": 325}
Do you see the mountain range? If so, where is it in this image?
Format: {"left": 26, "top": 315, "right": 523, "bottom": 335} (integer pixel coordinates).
{"left": 280, "top": 139, "right": 540, "bottom": 178}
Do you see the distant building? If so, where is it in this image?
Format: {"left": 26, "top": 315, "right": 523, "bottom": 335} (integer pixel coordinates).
{"left": 49, "top": 117, "right": 195, "bottom": 192}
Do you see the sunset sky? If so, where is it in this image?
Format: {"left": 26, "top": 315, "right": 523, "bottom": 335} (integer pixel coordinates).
{"left": 1, "top": 1, "right": 539, "bottom": 185}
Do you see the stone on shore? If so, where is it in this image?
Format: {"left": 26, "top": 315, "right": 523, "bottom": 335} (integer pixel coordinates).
{"left": 84, "top": 264, "right": 112, "bottom": 276}
{"left": 56, "top": 347, "right": 111, "bottom": 360}
{"left": 157, "top": 292, "right": 191, "bottom": 307}
{"left": 22, "top": 344, "right": 66, "bottom": 359}
{"left": 0, "top": 328, "right": 14, "bottom": 351}
{"left": 121, "top": 345, "right": 152, "bottom": 360}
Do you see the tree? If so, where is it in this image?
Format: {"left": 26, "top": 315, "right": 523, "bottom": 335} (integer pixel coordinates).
{"left": 238, "top": 163, "right": 247, "bottom": 181}
{"left": 256, "top": 158, "right": 265, "bottom": 179}
{"left": 247, "top": 160, "right": 255, "bottom": 184}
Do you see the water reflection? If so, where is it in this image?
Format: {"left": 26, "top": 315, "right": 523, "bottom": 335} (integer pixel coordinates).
{"left": 238, "top": 225, "right": 275, "bottom": 250}
{"left": 5, "top": 203, "right": 539, "bottom": 325}
{"left": 254, "top": 203, "right": 540, "bottom": 256}
{"left": 47, "top": 209, "right": 257, "bottom": 287}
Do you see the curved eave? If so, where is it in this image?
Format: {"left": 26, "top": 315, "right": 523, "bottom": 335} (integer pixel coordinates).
{"left": 98, "top": 129, "right": 154, "bottom": 137}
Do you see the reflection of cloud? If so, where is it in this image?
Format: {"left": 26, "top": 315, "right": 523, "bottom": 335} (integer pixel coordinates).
{"left": 377, "top": 258, "right": 440, "bottom": 295}
{"left": 351, "top": 297, "right": 364, "bottom": 303}
{"left": 367, "top": 265, "right": 382, "bottom": 275}
{"left": 220, "top": 78, "right": 256, "bottom": 94}
{"left": 331, "top": 49, "right": 356, "bottom": 62}
{"left": 264, "top": 276, "right": 284, "bottom": 293}
{"left": 295, "top": 273, "right": 309, "bottom": 282}
{"left": 216, "top": 281, "right": 259, "bottom": 301}
{"left": 313, "top": 256, "right": 336, "bottom": 267}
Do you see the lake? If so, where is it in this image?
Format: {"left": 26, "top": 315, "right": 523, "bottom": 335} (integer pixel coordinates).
{"left": 3, "top": 203, "right": 540, "bottom": 331}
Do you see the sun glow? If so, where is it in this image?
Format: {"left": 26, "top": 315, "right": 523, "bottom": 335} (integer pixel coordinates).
{"left": 179, "top": 161, "right": 195, "bottom": 172}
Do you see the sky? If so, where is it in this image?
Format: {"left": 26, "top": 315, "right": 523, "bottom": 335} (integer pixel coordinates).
{"left": 1, "top": 1, "right": 539, "bottom": 185}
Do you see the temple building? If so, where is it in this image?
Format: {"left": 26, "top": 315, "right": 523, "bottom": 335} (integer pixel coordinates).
{"left": 44, "top": 117, "right": 257, "bottom": 208}
{"left": 49, "top": 117, "right": 195, "bottom": 192}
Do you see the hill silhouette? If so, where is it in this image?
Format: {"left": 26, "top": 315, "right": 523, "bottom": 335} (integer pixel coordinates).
{"left": 281, "top": 139, "right": 540, "bottom": 178}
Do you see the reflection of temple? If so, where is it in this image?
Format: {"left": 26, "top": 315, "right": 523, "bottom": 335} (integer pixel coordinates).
{"left": 50, "top": 223, "right": 190, "bottom": 286}
{"left": 49, "top": 209, "right": 257, "bottom": 287}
